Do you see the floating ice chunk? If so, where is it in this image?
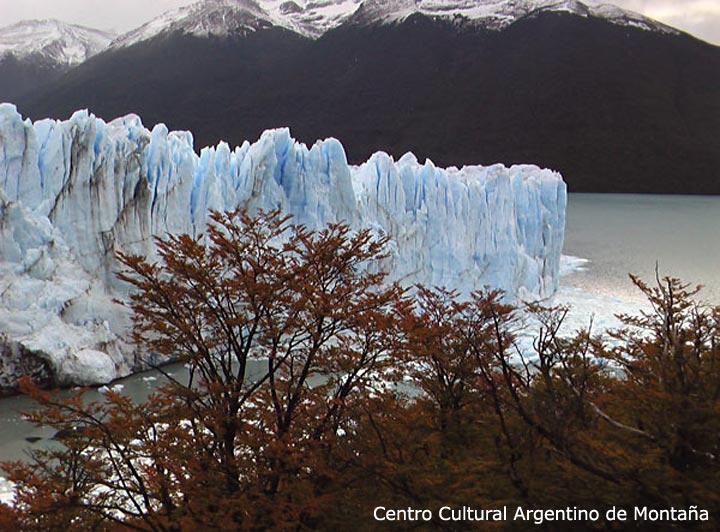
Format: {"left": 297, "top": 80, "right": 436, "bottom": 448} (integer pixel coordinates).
{"left": 60, "top": 349, "right": 116, "bottom": 386}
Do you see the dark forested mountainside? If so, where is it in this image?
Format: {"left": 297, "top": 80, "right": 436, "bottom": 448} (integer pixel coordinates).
{"left": 13, "top": 12, "right": 720, "bottom": 193}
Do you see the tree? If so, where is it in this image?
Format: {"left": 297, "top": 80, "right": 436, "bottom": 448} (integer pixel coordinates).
{"left": 600, "top": 275, "right": 720, "bottom": 509}
{"left": 3, "top": 212, "right": 720, "bottom": 530}
{"left": 0, "top": 209, "right": 407, "bottom": 530}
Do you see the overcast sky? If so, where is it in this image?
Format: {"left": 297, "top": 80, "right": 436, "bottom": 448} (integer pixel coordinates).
{"left": 1, "top": 0, "right": 718, "bottom": 45}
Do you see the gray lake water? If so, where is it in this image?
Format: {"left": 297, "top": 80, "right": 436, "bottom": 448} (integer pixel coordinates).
{"left": 1, "top": 193, "right": 719, "bottom": 471}
{"left": 562, "top": 193, "right": 720, "bottom": 305}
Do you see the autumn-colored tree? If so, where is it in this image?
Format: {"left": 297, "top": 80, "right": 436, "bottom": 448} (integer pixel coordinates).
{"left": 341, "top": 287, "right": 529, "bottom": 523}
{"left": 599, "top": 275, "right": 720, "bottom": 509}
{"left": 400, "top": 286, "right": 478, "bottom": 433}
{"left": 351, "top": 277, "right": 720, "bottom": 528}
{"left": 0, "top": 209, "right": 408, "bottom": 530}
{"left": 2, "top": 208, "right": 719, "bottom": 531}
{"left": 479, "top": 276, "right": 720, "bottom": 517}
{"left": 400, "top": 286, "right": 532, "bottom": 499}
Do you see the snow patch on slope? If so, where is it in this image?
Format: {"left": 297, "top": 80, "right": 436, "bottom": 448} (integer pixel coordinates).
{"left": 265, "top": 0, "right": 364, "bottom": 36}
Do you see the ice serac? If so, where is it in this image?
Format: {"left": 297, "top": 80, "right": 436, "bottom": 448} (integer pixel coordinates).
{"left": 353, "top": 152, "right": 565, "bottom": 298}
{"left": 0, "top": 103, "right": 566, "bottom": 389}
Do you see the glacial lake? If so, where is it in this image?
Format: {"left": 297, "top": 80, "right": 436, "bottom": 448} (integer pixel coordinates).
{"left": 1, "top": 193, "right": 719, "bottom": 474}
{"left": 562, "top": 193, "right": 720, "bottom": 304}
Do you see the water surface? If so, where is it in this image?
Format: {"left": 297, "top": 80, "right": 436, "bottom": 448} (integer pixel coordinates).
{"left": 2, "top": 193, "right": 719, "bottom": 477}
{"left": 562, "top": 193, "right": 720, "bottom": 304}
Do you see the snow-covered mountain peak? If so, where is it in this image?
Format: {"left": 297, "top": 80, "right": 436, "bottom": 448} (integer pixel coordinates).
{"left": 0, "top": 19, "right": 115, "bottom": 65}
{"left": 110, "top": 0, "right": 679, "bottom": 48}
{"left": 112, "top": 0, "right": 364, "bottom": 45}
{"left": 348, "top": 0, "right": 679, "bottom": 34}
{"left": 0, "top": 1, "right": 683, "bottom": 60}
{"left": 112, "top": 0, "right": 293, "bottom": 48}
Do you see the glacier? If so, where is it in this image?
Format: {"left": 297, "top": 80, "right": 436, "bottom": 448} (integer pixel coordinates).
{"left": 0, "top": 103, "right": 566, "bottom": 390}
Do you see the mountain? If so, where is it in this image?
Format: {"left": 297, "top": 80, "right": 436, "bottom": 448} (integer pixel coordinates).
{"left": 108, "top": 0, "right": 680, "bottom": 46}
{"left": 0, "top": 103, "right": 565, "bottom": 390}
{"left": 347, "top": 0, "right": 678, "bottom": 34}
{"left": 0, "top": 19, "right": 114, "bottom": 101}
{"left": 0, "top": 19, "right": 113, "bottom": 64}
{"left": 111, "top": 0, "right": 285, "bottom": 47}
{"left": 111, "top": 0, "right": 363, "bottom": 45}
{"left": 11, "top": 0, "right": 720, "bottom": 193}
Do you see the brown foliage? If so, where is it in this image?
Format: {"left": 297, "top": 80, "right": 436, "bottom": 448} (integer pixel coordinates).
{"left": 1, "top": 211, "right": 719, "bottom": 530}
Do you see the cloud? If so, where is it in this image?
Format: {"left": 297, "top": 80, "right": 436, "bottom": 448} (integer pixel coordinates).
{"left": 0, "top": 0, "right": 195, "bottom": 33}
{"left": 590, "top": 0, "right": 720, "bottom": 44}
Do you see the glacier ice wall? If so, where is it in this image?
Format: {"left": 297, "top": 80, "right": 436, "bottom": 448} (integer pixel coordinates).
{"left": 0, "top": 103, "right": 566, "bottom": 388}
